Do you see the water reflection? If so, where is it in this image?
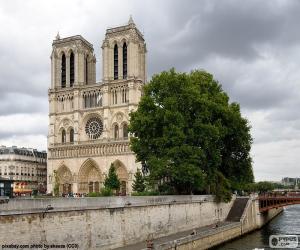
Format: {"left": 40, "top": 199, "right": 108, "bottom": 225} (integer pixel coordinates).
{"left": 213, "top": 205, "right": 300, "bottom": 250}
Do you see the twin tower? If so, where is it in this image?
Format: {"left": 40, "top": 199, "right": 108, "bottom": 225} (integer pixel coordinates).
{"left": 47, "top": 17, "right": 147, "bottom": 195}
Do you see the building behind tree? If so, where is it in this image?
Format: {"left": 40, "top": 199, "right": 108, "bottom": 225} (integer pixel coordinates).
{"left": 0, "top": 146, "right": 47, "bottom": 196}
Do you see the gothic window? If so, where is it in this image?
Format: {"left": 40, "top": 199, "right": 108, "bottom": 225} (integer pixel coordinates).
{"left": 97, "top": 93, "right": 103, "bottom": 106}
{"left": 61, "top": 54, "right": 66, "bottom": 88}
{"left": 84, "top": 95, "right": 89, "bottom": 108}
{"left": 83, "top": 93, "right": 102, "bottom": 109}
{"left": 85, "top": 117, "right": 103, "bottom": 140}
{"left": 112, "top": 89, "right": 118, "bottom": 105}
{"left": 114, "top": 124, "right": 119, "bottom": 139}
{"left": 70, "top": 52, "right": 75, "bottom": 87}
{"left": 85, "top": 56, "right": 88, "bottom": 84}
{"left": 90, "top": 94, "right": 93, "bottom": 107}
{"left": 123, "top": 43, "right": 127, "bottom": 79}
{"left": 122, "top": 89, "right": 125, "bottom": 103}
{"left": 62, "top": 129, "right": 66, "bottom": 143}
{"left": 122, "top": 88, "right": 128, "bottom": 103}
{"left": 70, "top": 128, "right": 74, "bottom": 143}
{"left": 114, "top": 44, "right": 118, "bottom": 80}
{"left": 123, "top": 124, "right": 128, "bottom": 139}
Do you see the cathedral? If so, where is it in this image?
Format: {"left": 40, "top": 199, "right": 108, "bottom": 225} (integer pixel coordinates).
{"left": 47, "top": 17, "right": 146, "bottom": 195}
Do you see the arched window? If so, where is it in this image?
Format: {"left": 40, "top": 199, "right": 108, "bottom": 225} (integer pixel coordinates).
{"left": 70, "top": 52, "right": 75, "bottom": 87}
{"left": 114, "top": 124, "right": 119, "bottom": 139}
{"left": 84, "top": 95, "right": 88, "bottom": 108}
{"left": 61, "top": 54, "right": 66, "bottom": 88}
{"left": 123, "top": 124, "right": 128, "bottom": 139}
{"left": 85, "top": 56, "right": 88, "bottom": 84}
{"left": 70, "top": 128, "right": 74, "bottom": 143}
{"left": 114, "top": 44, "right": 118, "bottom": 80}
{"left": 112, "top": 89, "right": 118, "bottom": 105}
{"left": 123, "top": 43, "right": 127, "bottom": 79}
{"left": 62, "top": 129, "right": 66, "bottom": 143}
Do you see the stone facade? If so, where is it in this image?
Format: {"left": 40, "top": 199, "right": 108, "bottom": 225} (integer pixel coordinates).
{"left": 47, "top": 17, "right": 146, "bottom": 195}
{"left": 0, "top": 146, "right": 47, "bottom": 194}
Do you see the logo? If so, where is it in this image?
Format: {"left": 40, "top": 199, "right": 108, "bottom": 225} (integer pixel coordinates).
{"left": 269, "top": 235, "right": 298, "bottom": 248}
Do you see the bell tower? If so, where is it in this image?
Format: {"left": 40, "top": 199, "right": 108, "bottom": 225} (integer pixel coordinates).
{"left": 50, "top": 34, "right": 96, "bottom": 89}
{"left": 102, "top": 16, "right": 147, "bottom": 83}
{"left": 48, "top": 34, "right": 97, "bottom": 147}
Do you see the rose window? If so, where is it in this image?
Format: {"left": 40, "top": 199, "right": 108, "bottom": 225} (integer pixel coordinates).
{"left": 85, "top": 117, "right": 103, "bottom": 139}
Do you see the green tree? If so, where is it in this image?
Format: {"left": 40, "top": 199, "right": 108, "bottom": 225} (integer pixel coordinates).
{"left": 254, "top": 181, "right": 275, "bottom": 193}
{"left": 104, "top": 164, "right": 120, "bottom": 192}
{"left": 132, "top": 169, "right": 146, "bottom": 193}
{"left": 212, "top": 171, "right": 232, "bottom": 202}
{"left": 129, "top": 69, "right": 253, "bottom": 200}
{"left": 53, "top": 170, "right": 60, "bottom": 197}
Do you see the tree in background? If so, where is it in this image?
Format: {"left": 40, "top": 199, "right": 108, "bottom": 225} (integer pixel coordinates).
{"left": 245, "top": 181, "right": 275, "bottom": 194}
{"left": 104, "top": 164, "right": 120, "bottom": 192}
{"left": 132, "top": 169, "right": 146, "bottom": 193}
{"left": 53, "top": 170, "right": 60, "bottom": 197}
{"left": 129, "top": 69, "right": 253, "bottom": 201}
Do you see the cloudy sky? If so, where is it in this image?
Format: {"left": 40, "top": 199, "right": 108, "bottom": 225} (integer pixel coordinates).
{"left": 0, "top": 0, "right": 299, "bottom": 181}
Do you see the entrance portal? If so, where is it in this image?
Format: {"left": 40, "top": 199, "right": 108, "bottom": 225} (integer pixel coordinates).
{"left": 113, "top": 160, "right": 129, "bottom": 195}
{"left": 56, "top": 165, "right": 73, "bottom": 195}
{"left": 78, "top": 159, "right": 102, "bottom": 194}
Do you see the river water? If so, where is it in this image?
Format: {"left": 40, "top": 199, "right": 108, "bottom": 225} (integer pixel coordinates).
{"left": 214, "top": 205, "right": 300, "bottom": 250}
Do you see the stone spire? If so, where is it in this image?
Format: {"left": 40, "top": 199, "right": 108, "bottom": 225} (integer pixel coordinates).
{"left": 55, "top": 32, "right": 60, "bottom": 40}
{"left": 128, "top": 15, "right": 134, "bottom": 25}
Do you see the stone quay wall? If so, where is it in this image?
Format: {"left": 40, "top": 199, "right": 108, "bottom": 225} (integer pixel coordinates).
{"left": 0, "top": 195, "right": 234, "bottom": 250}
{"left": 152, "top": 195, "right": 283, "bottom": 250}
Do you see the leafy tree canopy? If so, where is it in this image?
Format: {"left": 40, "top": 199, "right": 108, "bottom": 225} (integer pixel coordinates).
{"left": 129, "top": 69, "right": 254, "bottom": 200}
{"left": 244, "top": 181, "right": 281, "bottom": 193}
{"left": 53, "top": 170, "right": 60, "bottom": 197}
{"left": 132, "top": 169, "right": 146, "bottom": 193}
{"left": 104, "top": 164, "right": 120, "bottom": 191}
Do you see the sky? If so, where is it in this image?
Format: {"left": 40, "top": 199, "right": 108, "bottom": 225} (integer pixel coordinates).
{"left": 0, "top": 0, "right": 299, "bottom": 182}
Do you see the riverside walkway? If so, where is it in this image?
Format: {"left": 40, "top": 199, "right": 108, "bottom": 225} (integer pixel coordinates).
{"left": 115, "top": 221, "right": 238, "bottom": 250}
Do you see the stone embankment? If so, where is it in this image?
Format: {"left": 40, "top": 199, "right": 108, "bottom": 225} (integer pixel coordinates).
{"left": 0, "top": 195, "right": 234, "bottom": 250}
{"left": 0, "top": 195, "right": 282, "bottom": 249}
{"left": 124, "top": 195, "right": 282, "bottom": 250}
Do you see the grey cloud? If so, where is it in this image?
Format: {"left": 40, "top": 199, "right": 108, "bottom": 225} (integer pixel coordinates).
{"left": 146, "top": 0, "right": 300, "bottom": 75}
{"left": 0, "top": 93, "right": 47, "bottom": 116}
{"left": 0, "top": 113, "right": 47, "bottom": 139}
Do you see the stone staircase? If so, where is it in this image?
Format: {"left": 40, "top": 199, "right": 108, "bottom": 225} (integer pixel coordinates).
{"left": 226, "top": 197, "right": 249, "bottom": 222}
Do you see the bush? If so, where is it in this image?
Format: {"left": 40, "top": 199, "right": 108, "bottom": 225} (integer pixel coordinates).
{"left": 158, "top": 183, "right": 176, "bottom": 195}
{"left": 87, "top": 192, "right": 102, "bottom": 197}
{"left": 131, "top": 190, "right": 160, "bottom": 196}
{"left": 100, "top": 187, "right": 113, "bottom": 196}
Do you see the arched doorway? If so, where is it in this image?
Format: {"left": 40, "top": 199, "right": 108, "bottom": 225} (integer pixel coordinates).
{"left": 56, "top": 165, "right": 73, "bottom": 195}
{"left": 113, "top": 160, "right": 129, "bottom": 195}
{"left": 78, "top": 159, "right": 102, "bottom": 194}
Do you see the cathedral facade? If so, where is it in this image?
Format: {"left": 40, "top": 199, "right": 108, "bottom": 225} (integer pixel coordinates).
{"left": 47, "top": 17, "right": 146, "bottom": 195}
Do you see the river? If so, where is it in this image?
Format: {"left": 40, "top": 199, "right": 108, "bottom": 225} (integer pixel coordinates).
{"left": 214, "top": 205, "right": 300, "bottom": 250}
